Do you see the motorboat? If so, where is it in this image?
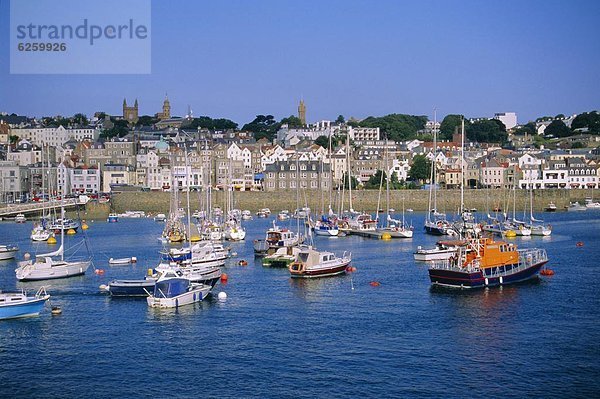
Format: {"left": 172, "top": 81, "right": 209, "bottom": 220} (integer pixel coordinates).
{"left": 262, "top": 245, "right": 301, "bottom": 268}
{"left": 107, "top": 213, "right": 119, "bottom": 223}
{"left": 567, "top": 201, "right": 587, "bottom": 212}
{"left": 146, "top": 273, "right": 211, "bottom": 308}
{"left": 15, "top": 214, "right": 26, "bottom": 223}
{"left": 377, "top": 215, "right": 413, "bottom": 238}
{"left": 48, "top": 218, "right": 79, "bottom": 232}
{"left": 413, "top": 240, "right": 466, "bottom": 261}
{"left": 585, "top": 197, "right": 600, "bottom": 209}
{"left": 428, "top": 237, "right": 548, "bottom": 288}
{"left": 0, "top": 287, "right": 50, "bottom": 320}
{"left": 289, "top": 246, "right": 351, "bottom": 278}
{"left": 118, "top": 211, "right": 145, "bottom": 218}
{"left": 544, "top": 202, "right": 557, "bottom": 212}
{"left": 313, "top": 216, "right": 339, "bottom": 237}
{"left": 256, "top": 208, "right": 271, "bottom": 218}
{"left": 277, "top": 210, "right": 290, "bottom": 221}
{"left": 241, "top": 210, "right": 252, "bottom": 220}
{"left": 253, "top": 221, "right": 304, "bottom": 255}
{"left": 31, "top": 224, "right": 53, "bottom": 242}
{"left": 0, "top": 244, "right": 19, "bottom": 260}
{"left": 154, "top": 213, "right": 167, "bottom": 222}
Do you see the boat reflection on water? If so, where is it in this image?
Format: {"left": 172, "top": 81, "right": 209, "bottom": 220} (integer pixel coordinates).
{"left": 288, "top": 275, "right": 350, "bottom": 301}
{"left": 145, "top": 299, "right": 211, "bottom": 321}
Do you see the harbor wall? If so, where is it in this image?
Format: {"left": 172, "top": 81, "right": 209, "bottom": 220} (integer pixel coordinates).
{"left": 102, "top": 189, "right": 596, "bottom": 217}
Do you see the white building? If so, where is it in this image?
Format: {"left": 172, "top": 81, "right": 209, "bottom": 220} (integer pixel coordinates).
{"left": 11, "top": 125, "right": 100, "bottom": 147}
{"left": 494, "top": 112, "right": 518, "bottom": 130}
{"left": 70, "top": 165, "right": 100, "bottom": 194}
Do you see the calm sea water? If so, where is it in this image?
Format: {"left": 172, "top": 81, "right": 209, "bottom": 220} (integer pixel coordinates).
{"left": 0, "top": 211, "right": 599, "bottom": 398}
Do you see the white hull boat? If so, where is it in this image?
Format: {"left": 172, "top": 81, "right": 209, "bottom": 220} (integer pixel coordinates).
{"left": 146, "top": 276, "right": 211, "bottom": 308}
{"left": 0, "top": 245, "right": 19, "bottom": 260}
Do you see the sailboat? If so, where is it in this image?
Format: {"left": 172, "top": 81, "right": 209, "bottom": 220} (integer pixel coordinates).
{"left": 376, "top": 144, "right": 412, "bottom": 238}
{"left": 313, "top": 136, "right": 339, "bottom": 237}
{"left": 223, "top": 161, "right": 246, "bottom": 241}
{"left": 452, "top": 118, "right": 481, "bottom": 237}
{"left": 162, "top": 154, "right": 187, "bottom": 243}
{"left": 16, "top": 208, "right": 91, "bottom": 281}
{"left": 425, "top": 111, "right": 455, "bottom": 236}
{"left": 31, "top": 145, "right": 54, "bottom": 242}
{"left": 523, "top": 181, "right": 552, "bottom": 236}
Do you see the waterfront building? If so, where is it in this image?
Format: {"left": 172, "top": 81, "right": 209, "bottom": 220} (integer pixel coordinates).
{"left": 70, "top": 165, "right": 100, "bottom": 194}
{"left": 263, "top": 158, "right": 330, "bottom": 192}
{"left": 0, "top": 161, "right": 30, "bottom": 202}
{"left": 102, "top": 163, "right": 136, "bottom": 192}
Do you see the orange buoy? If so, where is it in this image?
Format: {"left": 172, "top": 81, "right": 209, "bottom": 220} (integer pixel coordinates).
{"left": 369, "top": 281, "right": 381, "bottom": 287}
{"left": 94, "top": 269, "right": 105, "bottom": 275}
{"left": 238, "top": 260, "right": 248, "bottom": 266}
{"left": 541, "top": 268, "right": 555, "bottom": 276}
{"left": 576, "top": 242, "right": 584, "bottom": 247}
{"left": 351, "top": 267, "right": 357, "bottom": 273}
{"left": 220, "top": 273, "right": 228, "bottom": 283}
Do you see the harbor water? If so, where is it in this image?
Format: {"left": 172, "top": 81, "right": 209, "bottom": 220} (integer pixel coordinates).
{"left": 0, "top": 211, "right": 599, "bottom": 398}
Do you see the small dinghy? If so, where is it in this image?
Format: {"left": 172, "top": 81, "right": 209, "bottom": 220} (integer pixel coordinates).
{"left": 109, "top": 257, "right": 137, "bottom": 265}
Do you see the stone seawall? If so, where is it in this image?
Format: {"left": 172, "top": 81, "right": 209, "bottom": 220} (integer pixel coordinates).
{"left": 101, "top": 189, "right": 595, "bottom": 218}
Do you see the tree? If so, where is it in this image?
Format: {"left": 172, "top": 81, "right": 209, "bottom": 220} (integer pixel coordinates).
{"left": 242, "top": 115, "right": 278, "bottom": 141}
{"left": 9, "top": 135, "right": 19, "bottom": 144}
{"left": 439, "top": 114, "right": 465, "bottom": 140}
{"left": 72, "top": 113, "right": 88, "bottom": 125}
{"left": 357, "top": 114, "right": 428, "bottom": 142}
{"left": 466, "top": 119, "right": 507, "bottom": 143}
{"left": 544, "top": 120, "right": 572, "bottom": 137}
{"left": 280, "top": 115, "right": 303, "bottom": 128}
{"left": 390, "top": 171, "right": 404, "bottom": 189}
{"left": 335, "top": 115, "right": 345, "bottom": 124}
{"left": 409, "top": 155, "right": 431, "bottom": 183}
{"left": 187, "top": 116, "right": 238, "bottom": 131}
{"left": 136, "top": 115, "right": 159, "bottom": 126}
{"left": 514, "top": 122, "right": 536, "bottom": 136}
{"left": 571, "top": 111, "right": 600, "bottom": 134}
{"left": 364, "top": 170, "right": 387, "bottom": 189}
{"left": 314, "top": 135, "right": 339, "bottom": 149}
{"left": 101, "top": 119, "right": 129, "bottom": 138}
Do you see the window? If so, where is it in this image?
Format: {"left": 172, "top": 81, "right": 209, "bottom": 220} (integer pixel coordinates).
{"left": 301, "top": 173, "right": 307, "bottom": 179}
{"left": 300, "top": 164, "right": 306, "bottom": 171}
{"left": 279, "top": 173, "right": 285, "bottom": 179}
{"left": 310, "top": 181, "right": 317, "bottom": 188}
{"left": 279, "top": 181, "right": 286, "bottom": 188}
{"left": 290, "top": 164, "right": 296, "bottom": 171}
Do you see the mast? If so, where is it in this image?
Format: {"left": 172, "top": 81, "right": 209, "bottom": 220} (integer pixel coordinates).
{"left": 347, "top": 134, "right": 353, "bottom": 213}
{"left": 433, "top": 109, "right": 437, "bottom": 214}
{"left": 185, "top": 145, "right": 192, "bottom": 247}
{"left": 328, "top": 130, "right": 333, "bottom": 213}
{"left": 460, "top": 117, "right": 465, "bottom": 215}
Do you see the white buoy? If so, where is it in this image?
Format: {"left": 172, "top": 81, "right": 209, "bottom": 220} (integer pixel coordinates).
{"left": 99, "top": 284, "right": 109, "bottom": 292}
{"left": 218, "top": 292, "right": 227, "bottom": 301}
{"left": 24, "top": 253, "right": 31, "bottom": 260}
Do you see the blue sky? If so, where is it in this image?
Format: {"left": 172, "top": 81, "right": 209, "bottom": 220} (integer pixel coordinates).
{"left": 1, "top": 0, "right": 598, "bottom": 125}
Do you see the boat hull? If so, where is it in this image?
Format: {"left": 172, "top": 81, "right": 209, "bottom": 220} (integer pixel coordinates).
{"left": 429, "top": 260, "right": 547, "bottom": 289}
{"left": 290, "top": 260, "right": 350, "bottom": 278}
{"left": 0, "top": 249, "right": 18, "bottom": 260}
{"left": 147, "top": 285, "right": 211, "bottom": 308}
{"left": 16, "top": 260, "right": 90, "bottom": 281}
{"left": 0, "top": 296, "right": 49, "bottom": 320}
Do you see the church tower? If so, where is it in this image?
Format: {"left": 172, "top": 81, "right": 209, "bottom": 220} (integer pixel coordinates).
{"left": 298, "top": 99, "right": 306, "bottom": 125}
{"left": 123, "top": 98, "right": 139, "bottom": 124}
{"left": 161, "top": 94, "right": 171, "bottom": 120}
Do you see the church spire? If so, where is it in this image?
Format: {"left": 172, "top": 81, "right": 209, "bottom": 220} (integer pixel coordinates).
{"left": 298, "top": 98, "right": 306, "bottom": 125}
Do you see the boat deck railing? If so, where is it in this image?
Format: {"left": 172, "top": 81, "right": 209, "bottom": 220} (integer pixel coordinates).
{"left": 430, "top": 248, "right": 548, "bottom": 275}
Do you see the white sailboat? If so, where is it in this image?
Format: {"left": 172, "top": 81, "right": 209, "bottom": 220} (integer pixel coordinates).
{"left": 16, "top": 209, "right": 91, "bottom": 281}
{"left": 31, "top": 145, "right": 54, "bottom": 242}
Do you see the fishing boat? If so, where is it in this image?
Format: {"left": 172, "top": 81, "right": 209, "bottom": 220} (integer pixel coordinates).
{"left": 253, "top": 221, "right": 304, "bottom": 255}
{"left": 413, "top": 240, "right": 466, "bottom": 261}
{"left": 107, "top": 213, "right": 119, "bottom": 223}
{"left": 428, "top": 237, "right": 548, "bottom": 289}
{"left": 16, "top": 208, "right": 91, "bottom": 281}
{"left": 262, "top": 245, "right": 301, "bottom": 268}
{"left": 0, "top": 287, "right": 50, "bottom": 320}
{"left": 289, "top": 246, "right": 351, "bottom": 278}
{"left": 146, "top": 273, "right": 211, "bottom": 309}
{"left": 544, "top": 202, "right": 557, "bottom": 212}
{"left": 0, "top": 244, "right": 19, "bottom": 260}
{"left": 15, "top": 214, "right": 26, "bottom": 223}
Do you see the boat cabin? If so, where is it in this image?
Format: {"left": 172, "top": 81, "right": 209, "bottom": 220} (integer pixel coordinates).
{"left": 462, "top": 238, "right": 518, "bottom": 269}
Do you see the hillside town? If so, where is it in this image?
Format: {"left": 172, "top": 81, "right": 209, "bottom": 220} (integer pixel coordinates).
{"left": 0, "top": 98, "right": 599, "bottom": 203}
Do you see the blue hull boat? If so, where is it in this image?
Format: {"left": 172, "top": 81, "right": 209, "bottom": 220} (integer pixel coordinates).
{"left": 0, "top": 288, "right": 50, "bottom": 320}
